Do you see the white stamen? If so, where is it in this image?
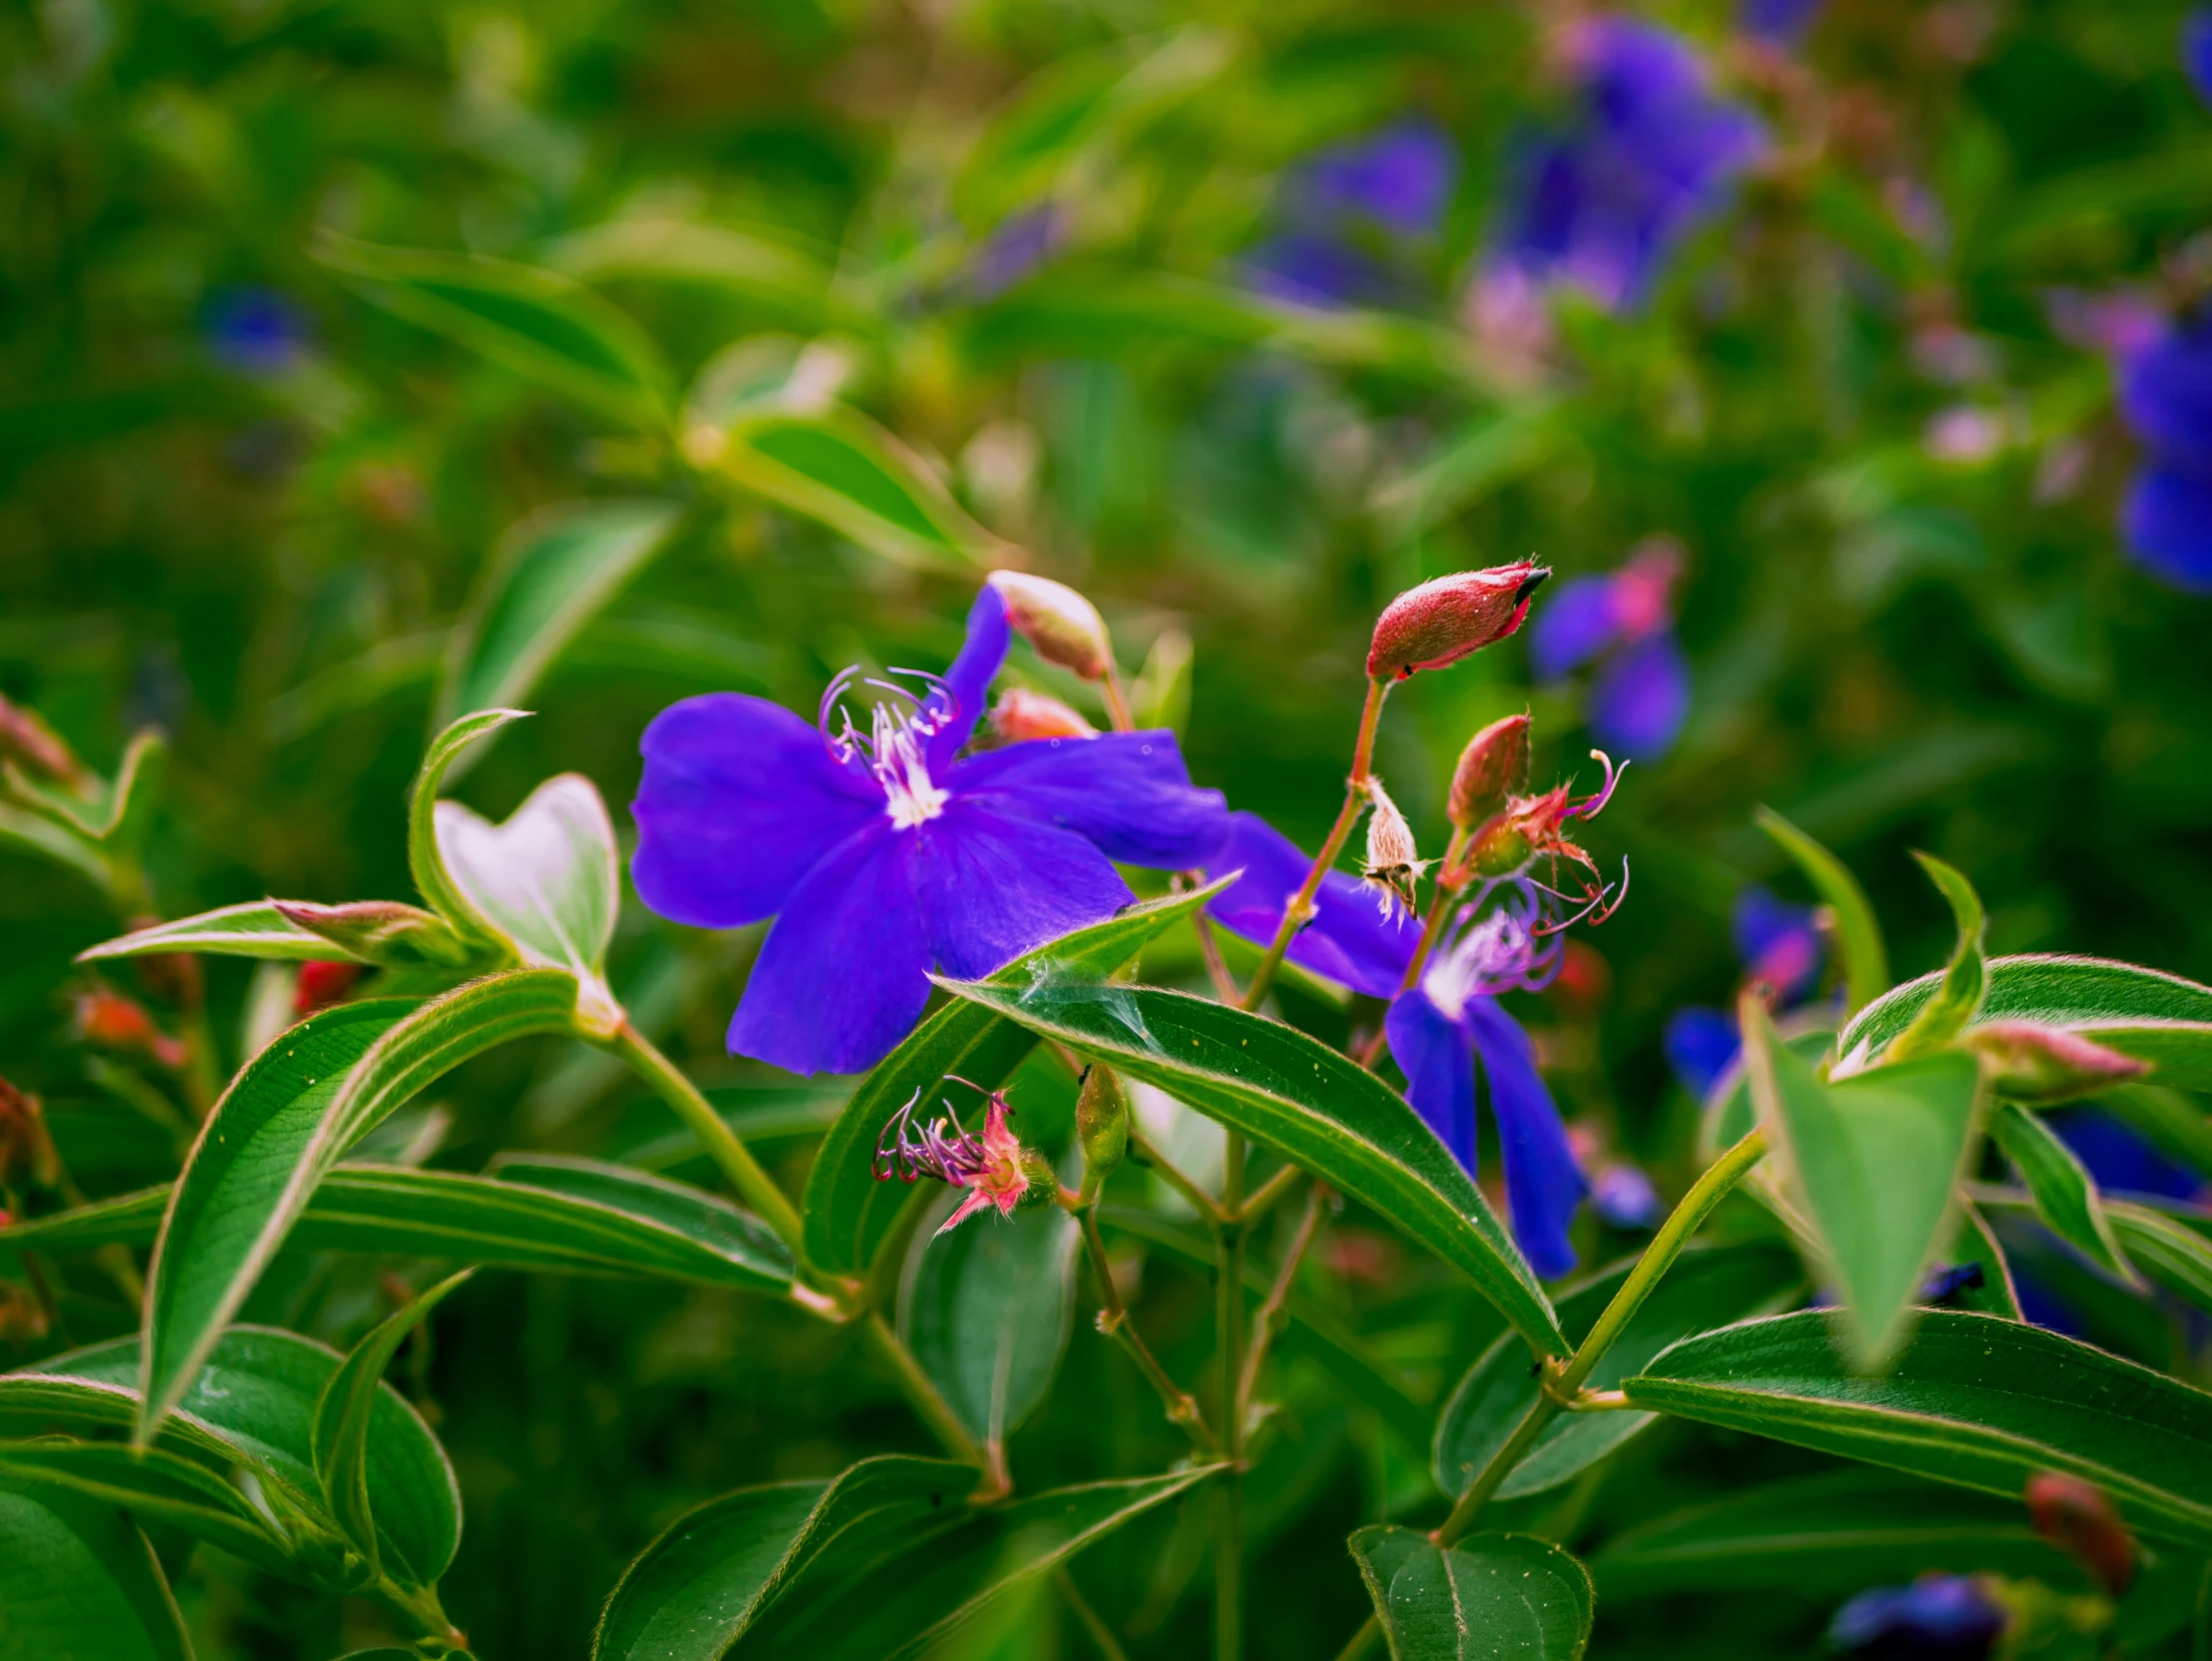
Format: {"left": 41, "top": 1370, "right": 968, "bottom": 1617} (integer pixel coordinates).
{"left": 821, "top": 667, "right": 957, "bottom": 830}
{"left": 1421, "top": 897, "right": 1554, "bottom": 1019}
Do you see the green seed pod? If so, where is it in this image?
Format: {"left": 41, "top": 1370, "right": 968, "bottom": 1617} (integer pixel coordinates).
{"left": 1467, "top": 819, "right": 1535, "bottom": 880}
{"left": 1015, "top": 1148, "right": 1063, "bottom": 1209}
{"left": 1076, "top": 1064, "right": 1130, "bottom": 1204}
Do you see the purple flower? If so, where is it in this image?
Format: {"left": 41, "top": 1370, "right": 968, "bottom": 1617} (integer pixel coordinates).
{"left": 1243, "top": 233, "right": 1397, "bottom": 310}
{"left": 1917, "top": 1260, "right": 1986, "bottom": 1305}
{"left": 2048, "top": 1107, "right": 2205, "bottom": 1203}
{"left": 1591, "top": 1162, "right": 1663, "bottom": 1229}
{"left": 1527, "top": 543, "right": 1690, "bottom": 759}
{"left": 1663, "top": 1006, "right": 1744, "bottom": 1100}
{"left": 1294, "top": 121, "right": 1459, "bottom": 237}
{"left": 1741, "top": 0, "right": 1825, "bottom": 46}
{"left": 1829, "top": 1575, "right": 2005, "bottom": 1659}
{"left": 970, "top": 207, "right": 1063, "bottom": 301}
{"left": 1661, "top": 886, "right": 1825, "bottom": 1098}
{"left": 2185, "top": 8, "right": 2212, "bottom": 106}
{"left": 631, "top": 588, "right": 1229, "bottom": 1076}
{"left": 2113, "top": 315, "right": 2212, "bottom": 593}
{"left": 203, "top": 286, "right": 309, "bottom": 376}
{"left": 1205, "top": 814, "right": 1588, "bottom": 1278}
{"left": 1491, "top": 18, "right": 1764, "bottom": 312}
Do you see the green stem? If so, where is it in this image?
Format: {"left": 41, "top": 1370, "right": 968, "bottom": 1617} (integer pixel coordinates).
{"left": 1236, "top": 1179, "right": 1325, "bottom": 1419}
{"left": 377, "top": 1575, "right": 464, "bottom": 1654}
{"left": 1215, "top": 1132, "right": 1247, "bottom": 1661}
{"left": 1080, "top": 1207, "right": 1217, "bottom": 1455}
{"left": 1059, "top": 1563, "right": 1133, "bottom": 1661}
{"left": 860, "top": 1308, "right": 985, "bottom": 1467}
{"left": 1241, "top": 678, "right": 1387, "bottom": 1012}
{"left": 601, "top": 1022, "right": 806, "bottom": 1256}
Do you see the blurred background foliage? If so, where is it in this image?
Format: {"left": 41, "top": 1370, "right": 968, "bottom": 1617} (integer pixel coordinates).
{"left": 5, "top": 0, "right": 2212, "bottom": 1654}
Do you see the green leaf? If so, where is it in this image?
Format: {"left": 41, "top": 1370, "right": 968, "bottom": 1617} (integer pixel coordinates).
{"left": 1754, "top": 807, "right": 1889, "bottom": 1013}
{"left": 78, "top": 900, "right": 359, "bottom": 965}
{"left": 3, "top": 1160, "right": 796, "bottom": 1291}
{"left": 1744, "top": 1000, "right": 1983, "bottom": 1369}
{"left": 592, "top": 1455, "right": 1205, "bottom": 1661}
{"left": 1888, "top": 853, "right": 1987, "bottom": 1061}
{"left": 2096, "top": 1201, "right": 2212, "bottom": 1317}
{"left": 433, "top": 498, "right": 685, "bottom": 745}
{"left": 1623, "top": 1308, "right": 2212, "bottom": 1551}
{"left": 1434, "top": 1244, "right": 1800, "bottom": 1501}
{"left": 0, "top": 1473, "right": 193, "bottom": 1661}
{"left": 315, "top": 234, "right": 673, "bottom": 430}
{"left": 1839, "top": 956, "right": 2212, "bottom": 1090}
{"left": 704, "top": 406, "right": 999, "bottom": 571}
{"left": 1947, "top": 1202, "right": 2023, "bottom": 1319}
{"left": 433, "top": 775, "right": 623, "bottom": 1029}
{"left": 901, "top": 1204, "right": 1078, "bottom": 1453}
{"left": 1348, "top": 1527, "right": 1593, "bottom": 1661}
{"left": 1701, "top": 1021, "right": 1834, "bottom": 1153}
{"left": 0, "top": 1440, "right": 291, "bottom": 1573}
{"left": 5, "top": 1325, "right": 459, "bottom": 1590}
{"left": 1590, "top": 1469, "right": 2078, "bottom": 1599}
{"left": 313, "top": 1271, "right": 470, "bottom": 1585}
{"left": 0, "top": 796, "right": 110, "bottom": 889}
{"left": 408, "top": 709, "right": 532, "bottom": 941}
{"left": 140, "top": 971, "right": 578, "bottom": 1435}
{"left": 4, "top": 729, "right": 166, "bottom": 847}
{"left": 1985, "top": 1101, "right": 2137, "bottom": 1282}
{"left": 803, "top": 881, "right": 1231, "bottom": 1276}
{"left": 937, "top": 977, "right": 1568, "bottom": 1355}
{"left": 548, "top": 218, "right": 834, "bottom": 319}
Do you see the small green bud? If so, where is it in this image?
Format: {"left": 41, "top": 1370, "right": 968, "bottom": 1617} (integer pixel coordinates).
{"left": 1076, "top": 1065, "right": 1130, "bottom": 1203}
{"left": 273, "top": 899, "right": 477, "bottom": 969}
{"left": 1015, "top": 1148, "right": 1062, "bottom": 1209}
{"left": 1467, "top": 819, "right": 1535, "bottom": 880}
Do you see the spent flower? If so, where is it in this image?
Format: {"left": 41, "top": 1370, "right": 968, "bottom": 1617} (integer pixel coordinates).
{"left": 875, "top": 1081, "right": 1053, "bottom": 1234}
{"left": 1359, "top": 777, "right": 1428, "bottom": 917}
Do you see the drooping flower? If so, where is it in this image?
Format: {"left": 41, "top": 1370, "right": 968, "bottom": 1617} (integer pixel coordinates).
{"left": 1527, "top": 540, "right": 1690, "bottom": 760}
{"left": 631, "top": 587, "right": 1230, "bottom": 1076}
{"left": 875, "top": 1082, "right": 1043, "bottom": 1233}
{"left": 1661, "top": 885, "right": 1827, "bottom": 1099}
{"left": 1487, "top": 18, "right": 1764, "bottom": 313}
{"left": 2114, "top": 315, "right": 2212, "bottom": 593}
{"left": 1244, "top": 232, "right": 1399, "bottom": 310}
{"left": 1828, "top": 1574, "right": 2006, "bottom": 1660}
{"left": 1589, "top": 1161, "right": 1663, "bottom": 1229}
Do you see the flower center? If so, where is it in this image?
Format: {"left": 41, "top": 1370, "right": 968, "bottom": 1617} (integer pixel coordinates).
{"left": 820, "top": 667, "right": 958, "bottom": 830}
{"left": 1421, "top": 888, "right": 1558, "bottom": 1018}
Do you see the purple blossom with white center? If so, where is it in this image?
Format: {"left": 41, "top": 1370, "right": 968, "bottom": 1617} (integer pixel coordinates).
{"left": 1828, "top": 1575, "right": 2005, "bottom": 1659}
{"left": 1661, "top": 885, "right": 1827, "bottom": 1100}
{"left": 1205, "top": 811, "right": 1590, "bottom": 1279}
{"left": 630, "top": 587, "right": 1230, "bottom": 1076}
{"left": 1487, "top": 17, "right": 1764, "bottom": 313}
{"left": 2115, "top": 314, "right": 2212, "bottom": 593}
{"left": 1527, "top": 542, "right": 1691, "bottom": 760}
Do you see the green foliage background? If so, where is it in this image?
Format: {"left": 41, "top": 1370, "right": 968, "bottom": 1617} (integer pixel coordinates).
{"left": 4, "top": 0, "right": 2211, "bottom": 1655}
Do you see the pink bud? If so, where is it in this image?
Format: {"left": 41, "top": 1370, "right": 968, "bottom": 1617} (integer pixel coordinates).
{"left": 1366, "top": 563, "right": 1550, "bottom": 682}
{"left": 1964, "top": 1021, "right": 2147, "bottom": 1105}
{"left": 987, "top": 570, "right": 1114, "bottom": 681}
{"left": 990, "top": 687, "right": 1098, "bottom": 743}
{"left": 2026, "top": 1472, "right": 2135, "bottom": 1596}
{"left": 1448, "top": 713, "right": 1532, "bottom": 830}
{"left": 0, "top": 694, "right": 84, "bottom": 785}
{"left": 294, "top": 960, "right": 366, "bottom": 1016}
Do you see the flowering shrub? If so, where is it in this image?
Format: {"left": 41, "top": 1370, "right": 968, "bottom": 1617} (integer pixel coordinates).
{"left": 5, "top": 3, "right": 2212, "bottom": 1660}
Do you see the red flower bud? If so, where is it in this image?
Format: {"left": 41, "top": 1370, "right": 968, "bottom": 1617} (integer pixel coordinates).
{"left": 2026, "top": 1472, "right": 2135, "bottom": 1596}
{"left": 1448, "top": 713, "right": 1532, "bottom": 830}
{"left": 987, "top": 571, "right": 1114, "bottom": 681}
{"left": 1964, "top": 1021, "right": 2147, "bottom": 1106}
{"left": 1366, "top": 563, "right": 1550, "bottom": 682}
{"left": 989, "top": 687, "right": 1099, "bottom": 743}
{"left": 0, "top": 694, "right": 84, "bottom": 785}
{"left": 72, "top": 987, "right": 187, "bottom": 1070}
{"left": 295, "top": 960, "right": 366, "bottom": 1016}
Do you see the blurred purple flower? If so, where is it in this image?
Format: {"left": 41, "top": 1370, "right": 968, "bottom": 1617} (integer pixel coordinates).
{"left": 1243, "top": 232, "right": 1397, "bottom": 309}
{"left": 1206, "top": 817, "right": 1587, "bottom": 1276}
{"left": 1663, "top": 1006, "right": 1743, "bottom": 1100}
{"left": 970, "top": 207, "right": 1063, "bottom": 301}
{"left": 631, "top": 587, "right": 1229, "bottom": 1076}
{"left": 1294, "top": 121, "right": 1459, "bottom": 237}
{"left": 1917, "top": 1261, "right": 1986, "bottom": 1305}
{"left": 2048, "top": 1107, "right": 2205, "bottom": 1203}
{"left": 1661, "top": 887, "right": 1826, "bottom": 1098}
{"left": 1829, "top": 1575, "right": 2005, "bottom": 1659}
{"left": 203, "top": 286, "right": 309, "bottom": 376}
{"left": 2114, "top": 316, "right": 2212, "bottom": 593}
{"left": 1489, "top": 17, "right": 1764, "bottom": 312}
{"left": 1528, "top": 541, "right": 1690, "bottom": 759}
{"left": 1742, "top": 0, "right": 1825, "bottom": 46}
{"left": 1591, "top": 1162, "right": 1663, "bottom": 1229}
{"left": 2185, "top": 8, "right": 2212, "bottom": 106}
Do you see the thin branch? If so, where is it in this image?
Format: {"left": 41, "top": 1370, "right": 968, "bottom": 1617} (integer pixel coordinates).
{"left": 1058, "top": 1565, "right": 1133, "bottom": 1661}
{"left": 1236, "top": 1180, "right": 1326, "bottom": 1418}
{"left": 1079, "top": 1207, "right": 1217, "bottom": 1455}
{"left": 1190, "top": 907, "right": 1241, "bottom": 1004}
{"left": 1126, "top": 1122, "right": 1226, "bottom": 1225}
{"left": 1235, "top": 1161, "right": 1303, "bottom": 1224}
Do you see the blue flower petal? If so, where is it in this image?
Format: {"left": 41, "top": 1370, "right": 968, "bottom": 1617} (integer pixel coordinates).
{"left": 727, "top": 819, "right": 930, "bottom": 1076}
{"left": 1526, "top": 573, "right": 1625, "bottom": 680}
{"left": 2118, "top": 318, "right": 2212, "bottom": 474}
{"left": 1385, "top": 989, "right": 1478, "bottom": 1171}
{"left": 1663, "top": 1007, "right": 1741, "bottom": 1100}
{"left": 1732, "top": 886, "right": 1824, "bottom": 1002}
{"left": 2187, "top": 9, "right": 2212, "bottom": 112}
{"left": 951, "top": 730, "right": 1230, "bottom": 868}
{"left": 2048, "top": 1107, "right": 2205, "bottom": 1202}
{"left": 1297, "top": 121, "right": 1459, "bottom": 237}
{"left": 927, "top": 586, "right": 1013, "bottom": 770}
{"left": 1205, "top": 811, "right": 1417, "bottom": 999}
{"left": 632, "top": 692, "right": 879, "bottom": 929}
{"left": 916, "top": 800, "right": 1132, "bottom": 980}
{"left": 2121, "top": 460, "right": 2212, "bottom": 595}
{"left": 1463, "top": 996, "right": 1585, "bottom": 1279}
{"left": 1589, "top": 628, "right": 1690, "bottom": 759}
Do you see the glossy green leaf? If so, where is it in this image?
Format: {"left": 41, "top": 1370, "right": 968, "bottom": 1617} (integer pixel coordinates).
{"left": 1986, "top": 1100, "right": 2137, "bottom": 1282}
{"left": 78, "top": 900, "right": 357, "bottom": 965}
{"left": 1434, "top": 1244, "right": 1800, "bottom": 1501}
{"left": 408, "top": 709, "right": 531, "bottom": 941}
{"left": 0, "top": 1474, "right": 193, "bottom": 1661}
{"left": 4, "top": 1159, "right": 794, "bottom": 1291}
{"left": 1745, "top": 1001, "right": 1983, "bottom": 1368}
{"left": 938, "top": 976, "right": 1568, "bottom": 1355}
{"left": 433, "top": 498, "right": 684, "bottom": 743}
{"left": 0, "top": 1440, "right": 290, "bottom": 1573}
{"left": 1888, "top": 853, "right": 1987, "bottom": 1060}
{"left": 705, "top": 405, "right": 998, "bottom": 571}
{"left": 0, "top": 796, "right": 110, "bottom": 889}
{"left": 803, "top": 881, "right": 1231, "bottom": 1276}
{"left": 1624, "top": 1308, "right": 2212, "bottom": 1551}
{"left": 1701, "top": 1021, "right": 1834, "bottom": 1155}
{"left": 1838, "top": 956, "right": 2212, "bottom": 1090}
{"left": 1591, "top": 1469, "right": 2077, "bottom": 1599}
{"left": 4, "top": 728, "right": 165, "bottom": 846}
{"left": 1348, "top": 1527, "right": 1593, "bottom": 1661}
{"left": 593, "top": 1453, "right": 1205, "bottom": 1660}
{"left": 1946, "top": 1201, "right": 2023, "bottom": 1319}
{"left": 902, "top": 1203, "right": 1078, "bottom": 1452}
{"left": 141, "top": 972, "right": 577, "bottom": 1435}
{"left": 2099, "top": 1201, "right": 2212, "bottom": 1316}
{"left": 315, "top": 234, "right": 673, "bottom": 430}
{"left": 4, "top": 1325, "right": 459, "bottom": 1589}
{"left": 1755, "top": 806, "right": 1888, "bottom": 1012}
{"left": 549, "top": 218, "right": 833, "bottom": 318}
{"left": 434, "top": 776, "right": 622, "bottom": 1028}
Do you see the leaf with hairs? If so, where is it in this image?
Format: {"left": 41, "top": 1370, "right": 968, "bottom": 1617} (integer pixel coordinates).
{"left": 1755, "top": 807, "right": 1889, "bottom": 1013}
{"left": 0, "top": 1472, "right": 193, "bottom": 1661}
{"left": 78, "top": 901, "right": 356, "bottom": 965}
{"left": 1888, "top": 853, "right": 1986, "bottom": 1061}
{"left": 1348, "top": 1527, "right": 1593, "bottom": 1661}
{"left": 1986, "top": 1101, "right": 2137, "bottom": 1282}
{"left": 407, "top": 709, "right": 531, "bottom": 941}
